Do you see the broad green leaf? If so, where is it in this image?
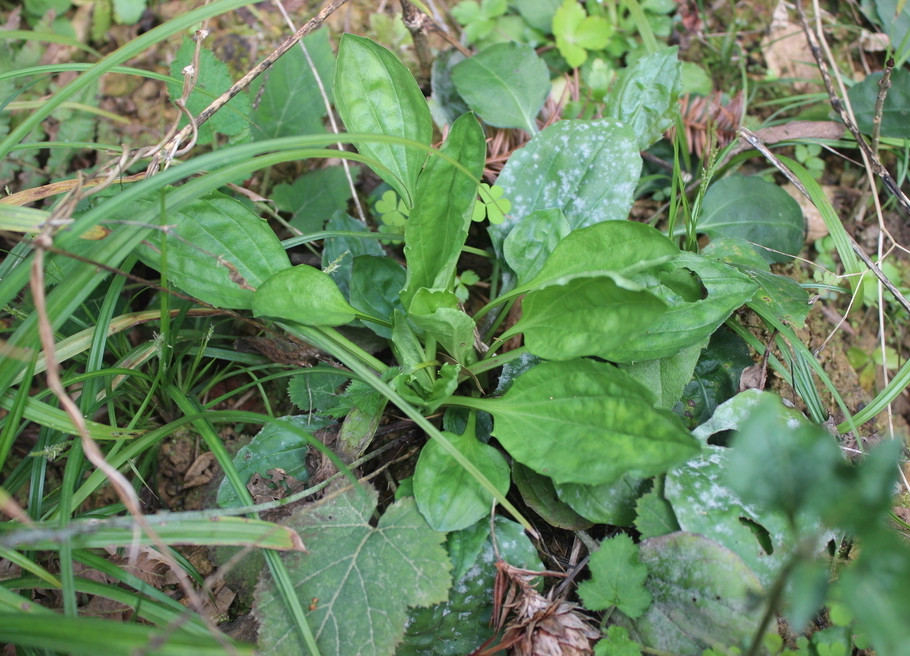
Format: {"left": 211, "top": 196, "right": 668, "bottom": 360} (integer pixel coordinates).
{"left": 167, "top": 37, "right": 251, "bottom": 144}
{"left": 859, "top": 0, "right": 910, "bottom": 65}
{"left": 137, "top": 191, "right": 290, "bottom": 309}
{"left": 322, "top": 212, "right": 386, "bottom": 297}
{"left": 467, "top": 359, "right": 700, "bottom": 485}
{"left": 408, "top": 289, "right": 478, "bottom": 365}
{"left": 402, "top": 112, "right": 485, "bottom": 306}
{"left": 507, "top": 275, "right": 667, "bottom": 361}
{"left": 554, "top": 475, "right": 647, "bottom": 527}
{"left": 605, "top": 46, "right": 681, "bottom": 149}
{"left": 623, "top": 532, "right": 768, "bottom": 655}
{"left": 451, "top": 42, "right": 550, "bottom": 134}
{"left": 578, "top": 534, "right": 651, "bottom": 618}
{"left": 253, "top": 265, "right": 358, "bottom": 326}
{"left": 665, "top": 445, "right": 825, "bottom": 587}
{"left": 255, "top": 485, "right": 451, "bottom": 656}
{"left": 288, "top": 369, "right": 351, "bottom": 414}
{"left": 691, "top": 389, "right": 802, "bottom": 443}
{"left": 512, "top": 463, "right": 593, "bottom": 530}
{"left": 849, "top": 69, "right": 910, "bottom": 137}
{"left": 595, "top": 626, "right": 643, "bottom": 656}
{"left": 349, "top": 255, "right": 406, "bottom": 338}
{"left": 334, "top": 34, "right": 432, "bottom": 205}
{"left": 839, "top": 530, "right": 910, "bottom": 656}
{"left": 401, "top": 517, "right": 542, "bottom": 655}
{"left": 428, "top": 48, "right": 470, "bottom": 128}
{"left": 503, "top": 220, "right": 679, "bottom": 301}
{"left": 251, "top": 29, "right": 334, "bottom": 139}
{"left": 0, "top": 614, "right": 253, "bottom": 656}
{"left": 272, "top": 166, "right": 357, "bottom": 233}
{"left": 503, "top": 208, "right": 571, "bottom": 283}
{"left": 607, "top": 253, "right": 759, "bottom": 362}
{"left": 112, "top": 0, "right": 144, "bottom": 23}
{"left": 553, "top": 0, "right": 612, "bottom": 67}
{"left": 512, "top": 0, "right": 562, "bottom": 31}
{"left": 675, "top": 328, "right": 753, "bottom": 430}
{"left": 490, "top": 119, "right": 642, "bottom": 253}
{"left": 414, "top": 429, "right": 510, "bottom": 532}
{"left": 730, "top": 395, "right": 901, "bottom": 534}
{"left": 619, "top": 339, "right": 706, "bottom": 410}
{"left": 216, "top": 415, "right": 327, "bottom": 508}
{"left": 742, "top": 266, "right": 811, "bottom": 328}
{"left": 698, "top": 175, "right": 806, "bottom": 263}
{"left": 634, "top": 488, "right": 680, "bottom": 539}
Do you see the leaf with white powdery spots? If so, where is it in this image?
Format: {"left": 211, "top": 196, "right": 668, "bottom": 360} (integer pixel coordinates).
{"left": 254, "top": 484, "right": 451, "bottom": 656}
{"left": 489, "top": 119, "right": 641, "bottom": 254}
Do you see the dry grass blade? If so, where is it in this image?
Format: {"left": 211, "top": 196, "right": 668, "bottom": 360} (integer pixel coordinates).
{"left": 670, "top": 91, "right": 744, "bottom": 158}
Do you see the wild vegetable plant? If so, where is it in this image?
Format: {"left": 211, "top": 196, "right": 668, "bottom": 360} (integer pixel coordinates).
{"left": 2, "top": 2, "right": 910, "bottom": 656}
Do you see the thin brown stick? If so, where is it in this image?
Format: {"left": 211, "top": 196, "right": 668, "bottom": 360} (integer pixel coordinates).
{"left": 872, "top": 56, "right": 895, "bottom": 154}
{"left": 148, "top": 0, "right": 351, "bottom": 172}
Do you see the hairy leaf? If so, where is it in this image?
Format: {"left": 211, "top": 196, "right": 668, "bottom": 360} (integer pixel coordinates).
{"left": 255, "top": 485, "right": 451, "bottom": 656}
{"left": 579, "top": 534, "right": 651, "bottom": 618}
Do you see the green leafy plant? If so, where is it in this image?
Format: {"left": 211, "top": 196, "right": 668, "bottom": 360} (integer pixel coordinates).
{"left": 3, "top": 3, "right": 910, "bottom": 656}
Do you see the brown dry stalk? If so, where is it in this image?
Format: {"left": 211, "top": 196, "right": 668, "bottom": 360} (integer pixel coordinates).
{"left": 670, "top": 91, "right": 744, "bottom": 158}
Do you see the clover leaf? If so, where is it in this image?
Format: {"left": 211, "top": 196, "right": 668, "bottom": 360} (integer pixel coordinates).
{"left": 553, "top": 0, "right": 612, "bottom": 68}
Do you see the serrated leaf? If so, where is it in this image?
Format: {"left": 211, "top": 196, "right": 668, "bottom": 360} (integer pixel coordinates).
{"left": 508, "top": 275, "right": 668, "bottom": 361}
{"left": 849, "top": 69, "right": 910, "bottom": 138}
{"left": 334, "top": 35, "right": 432, "bottom": 205}
{"left": 607, "top": 252, "right": 759, "bottom": 362}
{"left": 605, "top": 46, "right": 681, "bottom": 149}
{"left": 168, "top": 38, "right": 251, "bottom": 144}
{"left": 272, "top": 166, "right": 356, "bottom": 233}
{"left": 216, "top": 415, "right": 326, "bottom": 508}
{"left": 579, "top": 534, "right": 651, "bottom": 617}
{"left": 595, "top": 625, "right": 643, "bottom": 656}
{"left": 451, "top": 42, "right": 550, "bottom": 134}
{"left": 469, "top": 359, "right": 700, "bottom": 485}
{"left": 136, "top": 191, "right": 290, "bottom": 309}
{"left": 253, "top": 264, "right": 359, "bottom": 326}
{"left": 490, "top": 119, "right": 642, "bottom": 255}
{"left": 402, "top": 112, "right": 486, "bottom": 306}
{"left": 255, "top": 485, "right": 451, "bottom": 656}
{"left": 622, "top": 532, "right": 767, "bottom": 655}
{"left": 400, "top": 517, "right": 542, "bottom": 655}
{"left": 288, "top": 370, "right": 351, "bottom": 414}
{"left": 414, "top": 429, "right": 510, "bottom": 532}
{"left": 699, "top": 175, "right": 806, "bottom": 263}
{"left": 251, "top": 29, "right": 334, "bottom": 139}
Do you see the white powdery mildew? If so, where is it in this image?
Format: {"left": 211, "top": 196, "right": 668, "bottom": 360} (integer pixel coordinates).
{"left": 492, "top": 119, "right": 641, "bottom": 250}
